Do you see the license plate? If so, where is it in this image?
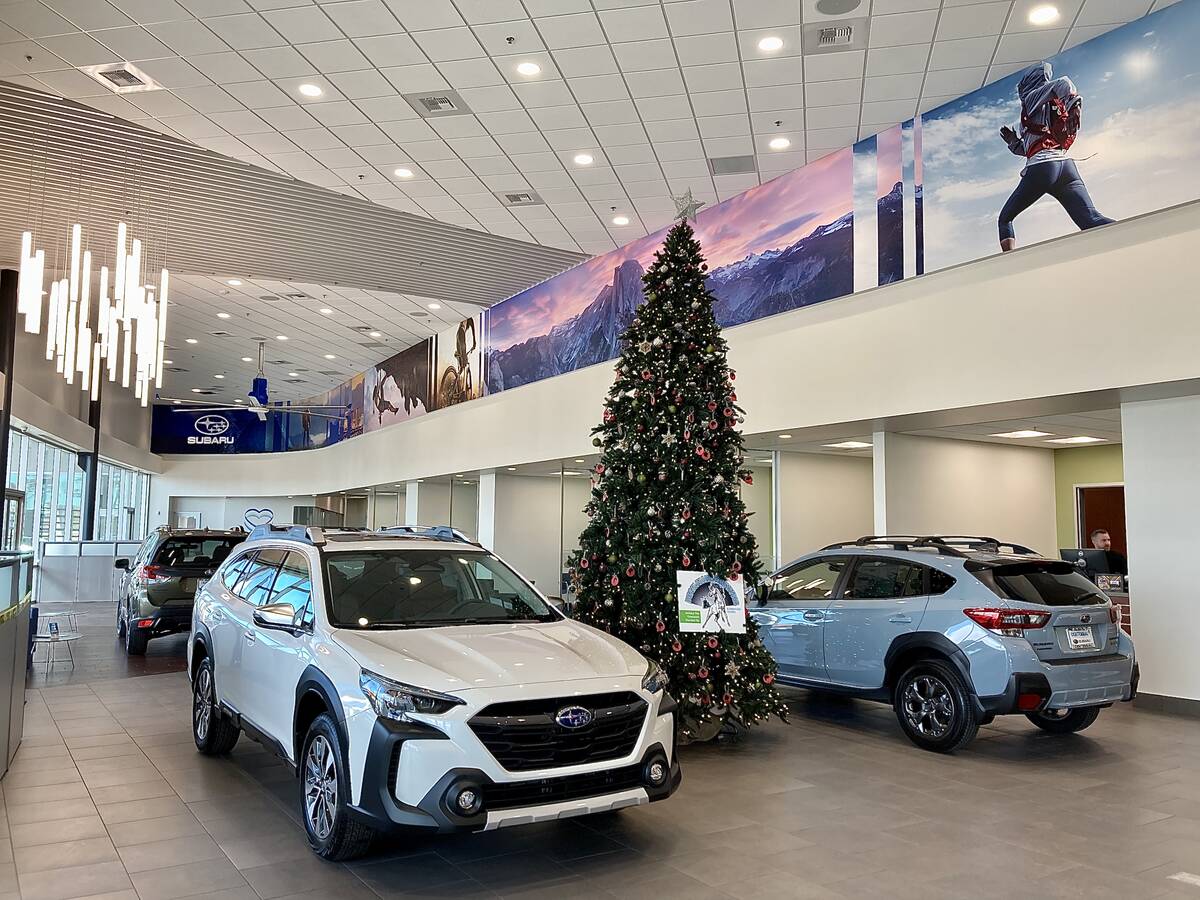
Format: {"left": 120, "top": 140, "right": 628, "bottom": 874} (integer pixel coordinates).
{"left": 1066, "top": 626, "right": 1097, "bottom": 650}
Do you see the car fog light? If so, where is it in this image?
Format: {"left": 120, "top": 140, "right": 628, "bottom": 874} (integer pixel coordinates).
{"left": 646, "top": 760, "right": 667, "bottom": 786}
{"left": 449, "top": 785, "right": 483, "bottom": 816}
{"left": 456, "top": 789, "right": 478, "bottom": 811}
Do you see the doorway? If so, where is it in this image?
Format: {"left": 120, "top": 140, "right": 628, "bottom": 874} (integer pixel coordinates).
{"left": 1076, "top": 484, "right": 1126, "bottom": 554}
{"left": 3, "top": 489, "right": 24, "bottom": 551}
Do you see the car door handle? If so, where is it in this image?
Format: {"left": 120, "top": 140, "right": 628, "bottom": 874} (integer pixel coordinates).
{"left": 244, "top": 631, "right": 256, "bottom": 644}
{"left": 802, "top": 610, "right": 825, "bottom": 622}
{"left": 889, "top": 614, "right": 912, "bottom": 624}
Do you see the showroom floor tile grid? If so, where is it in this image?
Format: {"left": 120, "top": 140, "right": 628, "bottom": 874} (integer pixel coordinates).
{"left": 5, "top": 610, "right": 1200, "bottom": 899}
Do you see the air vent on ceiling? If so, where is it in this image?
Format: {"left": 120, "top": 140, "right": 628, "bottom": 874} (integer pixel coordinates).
{"left": 284, "top": 378, "right": 305, "bottom": 384}
{"left": 708, "top": 155, "right": 757, "bottom": 176}
{"left": 352, "top": 325, "right": 375, "bottom": 333}
{"left": 358, "top": 341, "right": 387, "bottom": 349}
{"left": 318, "top": 370, "right": 341, "bottom": 376}
{"left": 259, "top": 295, "right": 281, "bottom": 302}
{"left": 209, "top": 330, "right": 231, "bottom": 337}
{"left": 165, "top": 366, "right": 188, "bottom": 373}
{"left": 402, "top": 89, "right": 472, "bottom": 118}
{"left": 191, "top": 389, "right": 218, "bottom": 396}
{"left": 803, "top": 18, "right": 869, "bottom": 53}
{"left": 81, "top": 62, "right": 162, "bottom": 94}
{"left": 284, "top": 292, "right": 310, "bottom": 300}
{"left": 495, "top": 190, "right": 545, "bottom": 207}
{"left": 815, "top": 0, "right": 863, "bottom": 13}
{"left": 409, "top": 310, "right": 430, "bottom": 317}
{"left": 267, "top": 359, "right": 292, "bottom": 365}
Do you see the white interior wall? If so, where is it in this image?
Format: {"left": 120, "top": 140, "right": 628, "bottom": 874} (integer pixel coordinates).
{"left": 739, "top": 460, "right": 776, "bottom": 570}
{"left": 876, "top": 433, "right": 1058, "bottom": 554}
{"left": 1121, "top": 395, "right": 1200, "bottom": 702}
{"left": 450, "top": 482, "right": 478, "bottom": 540}
{"left": 371, "top": 492, "right": 403, "bottom": 529}
{"left": 560, "top": 476, "right": 591, "bottom": 567}
{"left": 493, "top": 473, "right": 563, "bottom": 597}
{"left": 777, "top": 452, "right": 874, "bottom": 565}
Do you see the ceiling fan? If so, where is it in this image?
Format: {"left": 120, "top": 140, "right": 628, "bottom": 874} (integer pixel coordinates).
{"left": 168, "top": 340, "right": 350, "bottom": 423}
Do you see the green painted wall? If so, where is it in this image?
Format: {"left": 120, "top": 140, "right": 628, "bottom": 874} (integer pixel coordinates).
{"left": 1053, "top": 445, "right": 1124, "bottom": 549}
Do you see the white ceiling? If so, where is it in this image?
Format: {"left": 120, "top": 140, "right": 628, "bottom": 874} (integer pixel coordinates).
{"left": 0, "top": 0, "right": 1174, "bottom": 258}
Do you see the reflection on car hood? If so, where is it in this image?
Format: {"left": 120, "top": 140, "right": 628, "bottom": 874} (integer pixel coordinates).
{"left": 330, "top": 619, "right": 645, "bottom": 693}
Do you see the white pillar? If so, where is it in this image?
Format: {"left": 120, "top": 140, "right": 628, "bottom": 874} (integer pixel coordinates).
{"left": 872, "top": 430, "right": 888, "bottom": 535}
{"left": 477, "top": 472, "right": 496, "bottom": 550}
{"left": 404, "top": 482, "right": 419, "bottom": 525}
{"left": 1122, "top": 395, "right": 1200, "bottom": 704}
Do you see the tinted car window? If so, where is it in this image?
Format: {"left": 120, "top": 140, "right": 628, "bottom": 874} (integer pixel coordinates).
{"left": 766, "top": 558, "right": 847, "bottom": 604}
{"left": 238, "top": 549, "right": 287, "bottom": 606}
{"left": 268, "top": 552, "right": 313, "bottom": 614}
{"left": 972, "top": 561, "right": 1104, "bottom": 606}
{"left": 929, "top": 569, "right": 956, "bottom": 596}
{"left": 847, "top": 558, "right": 925, "bottom": 600}
{"left": 154, "top": 537, "right": 243, "bottom": 568}
{"left": 221, "top": 553, "right": 253, "bottom": 591}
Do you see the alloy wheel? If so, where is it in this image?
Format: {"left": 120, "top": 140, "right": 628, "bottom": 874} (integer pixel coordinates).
{"left": 304, "top": 735, "right": 337, "bottom": 841}
{"left": 193, "top": 667, "right": 212, "bottom": 743}
{"left": 902, "top": 674, "right": 956, "bottom": 739}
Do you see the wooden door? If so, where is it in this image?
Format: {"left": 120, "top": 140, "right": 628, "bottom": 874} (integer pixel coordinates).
{"left": 1078, "top": 485, "right": 1126, "bottom": 555}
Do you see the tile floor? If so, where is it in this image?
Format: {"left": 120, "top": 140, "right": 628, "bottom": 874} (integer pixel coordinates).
{"left": 4, "top": 603, "right": 1200, "bottom": 899}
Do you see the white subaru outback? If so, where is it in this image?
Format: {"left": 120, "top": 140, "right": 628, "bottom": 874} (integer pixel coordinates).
{"left": 187, "top": 525, "right": 680, "bottom": 860}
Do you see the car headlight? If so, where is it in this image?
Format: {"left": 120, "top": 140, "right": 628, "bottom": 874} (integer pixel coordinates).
{"left": 641, "top": 658, "right": 667, "bottom": 694}
{"left": 359, "top": 670, "right": 464, "bottom": 721}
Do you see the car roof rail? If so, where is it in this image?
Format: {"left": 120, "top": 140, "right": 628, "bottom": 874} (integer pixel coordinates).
{"left": 819, "top": 535, "right": 1036, "bottom": 556}
{"left": 379, "top": 525, "right": 473, "bottom": 543}
{"left": 247, "top": 524, "right": 326, "bottom": 546}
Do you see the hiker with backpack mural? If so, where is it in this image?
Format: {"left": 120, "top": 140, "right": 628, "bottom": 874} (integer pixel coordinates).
{"left": 997, "top": 61, "right": 1115, "bottom": 252}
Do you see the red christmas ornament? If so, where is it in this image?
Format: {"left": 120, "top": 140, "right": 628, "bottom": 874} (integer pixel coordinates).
{"left": 655, "top": 620, "right": 666, "bottom": 633}
{"left": 695, "top": 445, "right": 705, "bottom": 458}
{"left": 625, "top": 565, "right": 635, "bottom": 578}
{"left": 610, "top": 575, "right": 619, "bottom": 587}
{"left": 682, "top": 508, "right": 691, "bottom": 520}
{"left": 706, "top": 636, "right": 719, "bottom": 649}
{"left": 731, "top": 392, "right": 737, "bottom": 401}
{"left": 682, "top": 554, "right": 691, "bottom": 567}
{"left": 743, "top": 473, "right": 754, "bottom": 485}
{"left": 763, "top": 673, "right": 775, "bottom": 685}
{"left": 697, "top": 666, "right": 709, "bottom": 679}
{"left": 672, "top": 640, "right": 683, "bottom": 652}
{"left": 723, "top": 407, "right": 734, "bottom": 417}
{"left": 729, "top": 371, "right": 737, "bottom": 381}
{"left": 580, "top": 558, "right": 589, "bottom": 569}
{"left": 732, "top": 561, "right": 742, "bottom": 573}
{"left": 707, "top": 401, "right": 717, "bottom": 411}
{"left": 722, "top": 692, "right": 733, "bottom": 705}
{"left": 596, "top": 464, "right": 605, "bottom": 474}
{"left": 641, "top": 369, "right": 652, "bottom": 381}
{"left": 708, "top": 421, "right": 718, "bottom": 431}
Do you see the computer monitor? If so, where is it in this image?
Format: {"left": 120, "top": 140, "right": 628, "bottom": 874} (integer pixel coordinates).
{"left": 1060, "top": 548, "right": 1112, "bottom": 575}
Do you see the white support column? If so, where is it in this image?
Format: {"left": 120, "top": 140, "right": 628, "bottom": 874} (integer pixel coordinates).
{"left": 404, "top": 481, "right": 419, "bottom": 525}
{"left": 770, "top": 449, "right": 782, "bottom": 571}
{"left": 477, "top": 471, "right": 496, "bottom": 551}
{"left": 872, "top": 430, "right": 888, "bottom": 535}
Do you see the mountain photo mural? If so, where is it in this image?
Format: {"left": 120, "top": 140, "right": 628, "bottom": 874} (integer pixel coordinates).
{"left": 487, "top": 149, "right": 855, "bottom": 393}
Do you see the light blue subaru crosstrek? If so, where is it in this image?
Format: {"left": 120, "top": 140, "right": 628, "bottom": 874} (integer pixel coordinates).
{"left": 752, "top": 536, "right": 1139, "bottom": 753}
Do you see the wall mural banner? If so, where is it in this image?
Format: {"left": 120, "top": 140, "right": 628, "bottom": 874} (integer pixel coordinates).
{"left": 152, "top": 2, "right": 1200, "bottom": 455}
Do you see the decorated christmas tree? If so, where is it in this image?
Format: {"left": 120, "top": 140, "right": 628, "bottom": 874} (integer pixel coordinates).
{"left": 570, "top": 192, "right": 787, "bottom": 743}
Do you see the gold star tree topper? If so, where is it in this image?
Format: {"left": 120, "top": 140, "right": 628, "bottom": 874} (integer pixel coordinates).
{"left": 673, "top": 188, "right": 706, "bottom": 222}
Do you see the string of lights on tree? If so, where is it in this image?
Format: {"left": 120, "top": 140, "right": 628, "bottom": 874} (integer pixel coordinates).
{"left": 15, "top": 219, "right": 169, "bottom": 408}
{"left": 569, "top": 190, "right": 787, "bottom": 743}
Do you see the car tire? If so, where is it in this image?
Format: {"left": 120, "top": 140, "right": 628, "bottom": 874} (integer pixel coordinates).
{"left": 1025, "top": 706, "right": 1101, "bottom": 734}
{"left": 116, "top": 601, "right": 127, "bottom": 640}
{"left": 894, "top": 659, "right": 980, "bottom": 754}
{"left": 300, "top": 713, "right": 375, "bottom": 861}
{"left": 124, "top": 620, "right": 149, "bottom": 656}
{"left": 192, "top": 657, "right": 239, "bottom": 755}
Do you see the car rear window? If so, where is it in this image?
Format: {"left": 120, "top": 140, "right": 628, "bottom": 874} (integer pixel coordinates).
{"left": 154, "top": 537, "right": 243, "bottom": 568}
{"left": 969, "top": 561, "right": 1104, "bottom": 606}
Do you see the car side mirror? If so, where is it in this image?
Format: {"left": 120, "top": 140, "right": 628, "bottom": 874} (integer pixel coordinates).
{"left": 253, "top": 603, "right": 296, "bottom": 630}
{"left": 114, "top": 558, "right": 130, "bottom": 570}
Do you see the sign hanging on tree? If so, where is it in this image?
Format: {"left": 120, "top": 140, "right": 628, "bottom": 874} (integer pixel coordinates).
{"left": 677, "top": 571, "right": 746, "bottom": 634}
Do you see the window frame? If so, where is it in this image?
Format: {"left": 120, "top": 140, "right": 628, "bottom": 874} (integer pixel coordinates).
{"left": 762, "top": 555, "right": 852, "bottom": 606}
{"left": 265, "top": 550, "right": 315, "bottom": 621}
{"left": 220, "top": 551, "right": 256, "bottom": 594}
{"left": 234, "top": 548, "right": 288, "bottom": 607}
{"left": 842, "top": 556, "right": 931, "bottom": 601}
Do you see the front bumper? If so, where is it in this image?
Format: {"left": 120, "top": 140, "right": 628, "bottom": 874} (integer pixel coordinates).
{"left": 346, "top": 688, "right": 680, "bottom": 834}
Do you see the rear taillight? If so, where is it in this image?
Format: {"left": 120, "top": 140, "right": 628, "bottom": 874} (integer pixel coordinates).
{"left": 964, "top": 607, "right": 1051, "bottom": 636}
{"left": 140, "top": 565, "right": 169, "bottom": 583}
{"left": 1108, "top": 604, "right": 1120, "bottom": 626}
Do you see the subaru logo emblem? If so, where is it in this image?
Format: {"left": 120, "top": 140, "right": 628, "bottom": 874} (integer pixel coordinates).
{"left": 195, "top": 414, "right": 230, "bottom": 436}
{"left": 554, "top": 706, "right": 593, "bottom": 729}
{"left": 1080, "top": 614, "right": 1091, "bottom": 624}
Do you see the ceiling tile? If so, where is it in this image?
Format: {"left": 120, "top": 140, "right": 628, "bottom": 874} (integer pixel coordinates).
{"left": 204, "top": 13, "right": 285, "bottom": 50}
{"left": 511, "top": 78, "right": 574, "bottom": 107}
{"left": 453, "top": 0, "right": 528, "bottom": 25}
{"left": 1007, "top": 0, "right": 1085, "bottom": 33}
{"left": 566, "top": 72, "right": 628, "bottom": 102}
{"left": 107, "top": 0, "right": 190, "bottom": 25}
{"left": 743, "top": 56, "right": 804, "bottom": 88}
{"left": 731, "top": 0, "right": 800, "bottom": 29}
{"left": 536, "top": 12, "right": 606, "bottom": 49}
{"left": 242, "top": 45, "right": 316, "bottom": 78}
{"left": 208, "top": 108, "right": 273, "bottom": 133}
{"left": 321, "top": 0, "right": 401, "bottom": 38}
{"left": 35, "top": 68, "right": 111, "bottom": 97}
{"left": 936, "top": 2, "right": 1012, "bottom": 40}
{"left": 223, "top": 78, "right": 293, "bottom": 107}
{"left": 384, "top": 0, "right": 464, "bottom": 31}
{"left": 747, "top": 84, "right": 810, "bottom": 111}
{"left": 495, "top": 131, "right": 551, "bottom": 154}
{"left": 146, "top": 19, "right": 228, "bottom": 55}
{"left": 255, "top": 103, "right": 320, "bottom": 129}
{"left": 92, "top": 24, "right": 173, "bottom": 59}
{"left": 0, "top": 2, "right": 76, "bottom": 37}
{"left": 353, "top": 33, "right": 424, "bottom": 67}
{"left": 41, "top": 0, "right": 135, "bottom": 30}
{"left": 1076, "top": 0, "right": 1154, "bottom": 26}
{"left": 188, "top": 50, "right": 263, "bottom": 82}
{"left": 612, "top": 39, "right": 674, "bottom": 73}
{"left": 869, "top": 10, "right": 938, "bottom": 47}
{"left": 285, "top": 126, "right": 344, "bottom": 151}
{"left": 597, "top": 6, "right": 668, "bottom": 42}
{"left": 920, "top": 66, "right": 987, "bottom": 96}
{"left": 457, "top": 84, "right": 521, "bottom": 111}
{"left": 804, "top": 103, "right": 859, "bottom": 129}
{"left": 592, "top": 122, "right": 648, "bottom": 146}
{"left": 928, "top": 36, "right": 998, "bottom": 70}
{"left": 803, "top": 50, "right": 866, "bottom": 82}
{"left": 176, "top": 0, "right": 251, "bottom": 16}
{"left": 860, "top": 97, "right": 917, "bottom": 125}
{"left": 1062, "top": 22, "right": 1119, "bottom": 50}
{"left": 749, "top": 107, "right": 802, "bottom": 132}
{"left": 645, "top": 117, "right": 698, "bottom": 141}
{"left": 528, "top": 103, "right": 588, "bottom": 130}
{"left": 380, "top": 62, "right": 449, "bottom": 92}
{"left": 689, "top": 89, "right": 747, "bottom": 116}
{"left": 993, "top": 29, "right": 1068, "bottom": 64}
{"left": 697, "top": 113, "right": 750, "bottom": 139}
{"left": 37, "top": 32, "right": 121, "bottom": 66}
{"left": 663, "top": 0, "right": 734, "bottom": 38}
{"left": 437, "top": 57, "right": 505, "bottom": 88}
{"left": 674, "top": 32, "right": 738, "bottom": 66}
{"left": 173, "top": 84, "right": 243, "bottom": 112}
{"left": 863, "top": 71, "right": 923, "bottom": 102}
{"left": 298, "top": 40, "right": 371, "bottom": 73}
{"left": 471, "top": 19, "right": 544, "bottom": 56}
{"left": 412, "top": 26, "right": 486, "bottom": 62}
{"left": 872, "top": 0, "right": 940, "bottom": 11}
{"left": 806, "top": 78, "right": 861, "bottom": 107}
{"left": 683, "top": 62, "right": 742, "bottom": 93}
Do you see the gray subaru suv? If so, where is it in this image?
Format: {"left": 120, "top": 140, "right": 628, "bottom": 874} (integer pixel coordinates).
{"left": 753, "top": 536, "right": 1139, "bottom": 752}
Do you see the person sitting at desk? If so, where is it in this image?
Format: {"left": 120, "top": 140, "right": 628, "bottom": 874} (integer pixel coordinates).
{"left": 1090, "top": 528, "right": 1128, "bottom": 576}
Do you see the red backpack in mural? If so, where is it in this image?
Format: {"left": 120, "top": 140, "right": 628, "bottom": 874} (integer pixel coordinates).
{"left": 1023, "top": 92, "right": 1082, "bottom": 153}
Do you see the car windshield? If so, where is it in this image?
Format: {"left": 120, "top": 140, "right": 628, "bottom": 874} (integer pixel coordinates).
{"left": 972, "top": 561, "right": 1105, "bottom": 606}
{"left": 154, "top": 537, "right": 242, "bottom": 568}
{"left": 324, "top": 549, "right": 557, "bottom": 628}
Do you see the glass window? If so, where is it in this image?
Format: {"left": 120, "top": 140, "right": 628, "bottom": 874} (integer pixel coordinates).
{"left": 268, "top": 551, "right": 313, "bottom": 613}
{"left": 153, "top": 537, "right": 243, "bottom": 568}
{"left": 930, "top": 569, "right": 956, "bottom": 596}
{"left": 324, "top": 549, "right": 555, "bottom": 628}
{"left": 221, "top": 553, "right": 254, "bottom": 591}
{"left": 846, "top": 558, "right": 926, "bottom": 600}
{"left": 238, "top": 549, "right": 287, "bottom": 605}
{"left": 972, "top": 562, "right": 1104, "bottom": 607}
{"left": 765, "top": 557, "right": 848, "bottom": 604}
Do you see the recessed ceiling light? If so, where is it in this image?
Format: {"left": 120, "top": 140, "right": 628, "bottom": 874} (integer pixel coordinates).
{"left": 1047, "top": 436, "right": 1104, "bottom": 444}
{"left": 612, "top": 215, "right": 630, "bottom": 226}
{"left": 427, "top": 302, "right": 441, "bottom": 310}
{"left": 172, "top": 399, "right": 181, "bottom": 404}
{"left": 991, "top": 430, "right": 1054, "bottom": 439}
{"left": 324, "top": 353, "right": 336, "bottom": 360}
{"left": 288, "top": 372, "right": 299, "bottom": 378}
{"left": 213, "top": 374, "right": 225, "bottom": 379}
{"left": 769, "top": 136, "right": 791, "bottom": 151}
{"left": 226, "top": 279, "right": 242, "bottom": 286}
{"left": 573, "top": 152, "right": 594, "bottom": 166}
{"left": 235, "top": 399, "right": 244, "bottom": 404}
{"left": 162, "top": 359, "right": 173, "bottom": 365}
{"left": 516, "top": 61, "right": 541, "bottom": 77}
{"left": 778, "top": 433, "right": 792, "bottom": 439}
{"left": 574, "top": 459, "right": 584, "bottom": 463}
{"left": 217, "top": 312, "right": 231, "bottom": 319}
{"left": 759, "top": 458, "right": 772, "bottom": 463}
{"left": 241, "top": 356, "right": 252, "bottom": 362}
{"left": 319, "top": 307, "right": 333, "bottom": 315}
{"left": 757, "top": 36, "right": 784, "bottom": 53}
{"left": 824, "top": 441, "right": 873, "bottom": 450}
{"left": 276, "top": 335, "right": 288, "bottom": 341}
{"left": 185, "top": 338, "right": 198, "bottom": 344}
{"left": 394, "top": 167, "right": 414, "bottom": 179}
{"left": 298, "top": 83, "right": 323, "bottom": 97}
{"left": 190, "top": 388, "right": 203, "bottom": 393}
{"left": 1028, "top": 4, "right": 1060, "bottom": 26}
{"left": 506, "top": 467, "right": 517, "bottom": 471}
{"left": 368, "top": 331, "right": 382, "bottom": 338}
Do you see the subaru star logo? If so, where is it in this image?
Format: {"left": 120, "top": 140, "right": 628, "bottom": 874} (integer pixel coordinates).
{"left": 1080, "top": 614, "right": 1092, "bottom": 624}
{"left": 554, "top": 706, "right": 593, "bottom": 729}
{"left": 195, "top": 414, "right": 230, "bottom": 436}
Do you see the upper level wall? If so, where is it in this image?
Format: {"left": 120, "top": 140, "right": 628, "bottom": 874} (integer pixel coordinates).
{"left": 150, "top": 200, "right": 1200, "bottom": 517}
